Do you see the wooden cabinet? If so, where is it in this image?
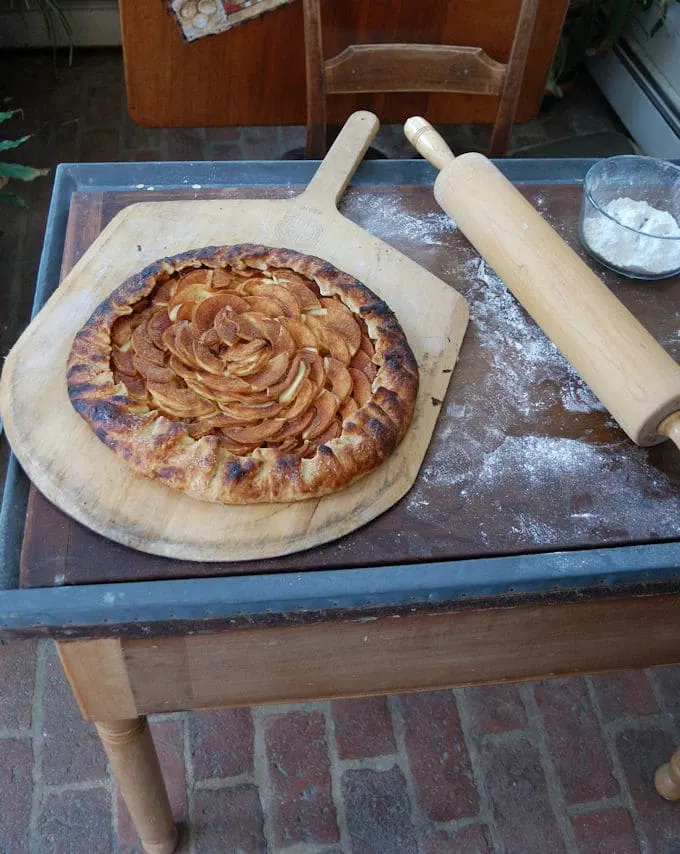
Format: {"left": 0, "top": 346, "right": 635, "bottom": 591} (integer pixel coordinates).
{"left": 120, "top": 0, "right": 567, "bottom": 127}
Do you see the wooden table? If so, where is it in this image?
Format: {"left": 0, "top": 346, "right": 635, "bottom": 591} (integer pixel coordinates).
{"left": 2, "top": 158, "right": 680, "bottom": 853}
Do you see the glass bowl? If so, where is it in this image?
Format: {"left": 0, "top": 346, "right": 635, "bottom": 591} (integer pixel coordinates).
{"left": 579, "top": 155, "right": 680, "bottom": 280}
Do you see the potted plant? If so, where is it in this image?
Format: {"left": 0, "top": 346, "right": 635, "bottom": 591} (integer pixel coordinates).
{"left": 0, "top": 110, "right": 48, "bottom": 208}
{"left": 548, "top": 0, "right": 679, "bottom": 96}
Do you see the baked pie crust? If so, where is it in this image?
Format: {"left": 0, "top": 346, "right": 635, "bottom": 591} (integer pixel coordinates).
{"left": 67, "top": 244, "right": 419, "bottom": 504}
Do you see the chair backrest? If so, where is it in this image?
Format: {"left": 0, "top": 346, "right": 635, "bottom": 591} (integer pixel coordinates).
{"left": 302, "top": 0, "right": 540, "bottom": 159}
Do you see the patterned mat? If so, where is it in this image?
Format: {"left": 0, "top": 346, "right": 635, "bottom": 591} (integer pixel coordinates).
{"left": 168, "top": 0, "right": 296, "bottom": 42}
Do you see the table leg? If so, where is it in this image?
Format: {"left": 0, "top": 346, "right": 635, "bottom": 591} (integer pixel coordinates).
{"left": 96, "top": 717, "right": 178, "bottom": 854}
{"left": 655, "top": 748, "right": 680, "bottom": 801}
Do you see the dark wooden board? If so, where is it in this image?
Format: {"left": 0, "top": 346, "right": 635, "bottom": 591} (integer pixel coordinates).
{"left": 20, "top": 183, "right": 680, "bottom": 588}
{"left": 120, "top": 0, "right": 567, "bottom": 128}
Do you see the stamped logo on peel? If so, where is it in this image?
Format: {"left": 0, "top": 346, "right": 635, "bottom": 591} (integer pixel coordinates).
{"left": 275, "top": 206, "right": 324, "bottom": 248}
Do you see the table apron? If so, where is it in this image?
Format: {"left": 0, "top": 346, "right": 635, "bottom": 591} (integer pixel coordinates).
{"left": 57, "top": 591, "right": 680, "bottom": 720}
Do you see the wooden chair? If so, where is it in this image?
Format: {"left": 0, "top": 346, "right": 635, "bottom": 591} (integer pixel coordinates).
{"left": 302, "top": 0, "right": 540, "bottom": 159}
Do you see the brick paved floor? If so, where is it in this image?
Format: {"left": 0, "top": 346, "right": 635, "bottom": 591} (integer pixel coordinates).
{"left": 2, "top": 640, "right": 680, "bottom": 853}
{"left": 2, "top": 48, "right": 677, "bottom": 854}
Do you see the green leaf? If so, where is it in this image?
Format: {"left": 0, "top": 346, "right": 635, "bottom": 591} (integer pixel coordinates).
{"left": 545, "top": 67, "right": 564, "bottom": 99}
{"left": 0, "top": 188, "right": 28, "bottom": 207}
{"left": 0, "top": 135, "right": 31, "bottom": 153}
{"left": 0, "top": 162, "right": 49, "bottom": 181}
{"left": 0, "top": 109, "right": 21, "bottom": 125}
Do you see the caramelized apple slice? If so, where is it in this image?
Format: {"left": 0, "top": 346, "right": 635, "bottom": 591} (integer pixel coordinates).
{"left": 175, "top": 302, "right": 198, "bottom": 322}
{"left": 271, "top": 408, "right": 315, "bottom": 440}
{"left": 272, "top": 271, "right": 321, "bottom": 309}
{"left": 324, "top": 357, "right": 353, "bottom": 400}
{"left": 216, "top": 437, "right": 258, "bottom": 455}
{"left": 299, "top": 439, "right": 317, "bottom": 458}
{"left": 219, "top": 400, "right": 284, "bottom": 421}
{"left": 152, "top": 278, "right": 176, "bottom": 306}
{"left": 314, "top": 420, "right": 341, "bottom": 445}
{"left": 118, "top": 373, "right": 149, "bottom": 401}
{"left": 199, "top": 328, "right": 221, "bottom": 348}
{"left": 303, "top": 389, "right": 339, "bottom": 440}
{"left": 223, "top": 419, "right": 284, "bottom": 444}
{"left": 111, "top": 342, "right": 137, "bottom": 376}
{"left": 214, "top": 310, "right": 239, "bottom": 345}
{"left": 232, "top": 313, "right": 262, "bottom": 342}
{"left": 270, "top": 324, "right": 295, "bottom": 361}
{"left": 132, "top": 354, "right": 175, "bottom": 384}
{"left": 276, "top": 437, "right": 301, "bottom": 454}
{"left": 191, "top": 339, "right": 225, "bottom": 375}
{"left": 246, "top": 281, "right": 301, "bottom": 316}
{"left": 173, "top": 323, "right": 199, "bottom": 366}
{"left": 304, "top": 314, "right": 351, "bottom": 364}
{"left": 190, "top": 371, "right": 252, "bottom": 396}
{"left": 193, "top": 293, "right": 249, "bottom": 333}
{"left": 359, "top": 332, "right": 375, "bottom": 358}
{"left": 176, "top": 268, "right": 213, "bottom": 287}
{"left": 268, "top": 354, "right": 304, "bottom": 398}
{"left": 226, "top": 350, "right": 270, "bottom": 379}
{"left": 147, "top": 309, "right": 172, "bottom": 350}
{"left": 349, "top": 348, "right": 378, "bottom": 381}
{"left": 167, "top": 284, "right": 213, "bottom": 322}
{"left": 320, "top": 298, "right": 361, "bottom": 356}
{"left": 247, "top": 353, "right": 291, "bottom": 392}
{"left": 215, "top": 388, "right": 271, "bottom": 406}
{"left": 132, "top": 323, "right": 166, "bottom": 366}
{"left": 349, "top": 367, "right": 372, "bottom": 407}
{"left": 223, "top": 340, "right": 267, "bottom": 363}
{"left": 210, "top": 268, "right": 235, "bottom": 289}
{"left": 278, "top": 378, "right": 315, "bottom": 421}
{"left": 147, "top": 381, "right": 217, "bottom": 417}
{"left": 188, "top": 413, "right": 252, "bottom": 438}
{"left": 111, "top": 315, "right": 134, "bottom": 347}
{"left": 161, "top": 324, "right": 185, "bottom": 363}
{"left": 240, "top": 312, "right": 280, "bottom": 344}
{"left": 279, "top": 317, "right": 318, "bottom": 350}
{"left": 339, "top": 396, "right": 358, "bottom": 421}
{"left": 244, "top": 295, "right": 290, "bottom": 319}
{"left": 300, "top": 349, "right": 325, "bottom": 393}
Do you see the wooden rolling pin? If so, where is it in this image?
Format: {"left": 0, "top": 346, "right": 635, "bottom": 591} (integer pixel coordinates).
{"left": 404, "top": 116, "right": 680, "bottom": 450}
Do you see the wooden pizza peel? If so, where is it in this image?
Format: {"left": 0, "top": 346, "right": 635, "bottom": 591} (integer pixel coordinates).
{"left": 0, "top": 111, "right": 469, "bottom": 561}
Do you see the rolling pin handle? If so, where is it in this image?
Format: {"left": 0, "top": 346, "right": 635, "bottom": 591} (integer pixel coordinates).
{"left": 404, "top": 117, "right": 455, "bottom": 172}
{"left": 658, "top": 412, "right": 680, "bottom": 453}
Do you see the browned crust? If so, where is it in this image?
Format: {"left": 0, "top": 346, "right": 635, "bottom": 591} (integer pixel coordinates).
{"left": 67, "top": 244, "right": 419, "bottom": 503}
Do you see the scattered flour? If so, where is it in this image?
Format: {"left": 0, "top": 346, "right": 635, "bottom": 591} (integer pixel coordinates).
{"left": 475, "top": 435, "right": 679, "bottom": 542}
{"left": 408, "top": 428, "right": 680, "bottom": 547}
{"left": 463, "top": 258, "right": 604, "bottom": 416}
{"left": 348, "top": 193, "right": 458, "bottom": 245}
{"left": 403, "top": 255, "right": 680, "bottom": 549}
{"left": 408, "top": 256, "right": 609, "bottom": 519}
{"left": 582, "top": 197, "right": 680, "bottom": 276}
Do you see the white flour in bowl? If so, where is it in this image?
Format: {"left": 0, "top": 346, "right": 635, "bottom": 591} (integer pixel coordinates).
{"left": 582, "top": 196, "right": 680, "bottom": 276}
